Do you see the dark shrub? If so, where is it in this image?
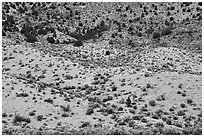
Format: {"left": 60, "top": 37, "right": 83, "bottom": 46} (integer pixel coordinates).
{"left": 177, "top": 110, "right": 185, "bottom": 116}
{"left": 161, "top": 28, "right": 172, "bottom": 36}
{"left": 25, "top": 33, "right": 38, "bottom": 43}
{"left": 2, "top": 30, "right": 6, "bottom": 36}
{"left": 152, "top": 32, "right": 160, "bottom": 39}
{"left": 44, "top": 98, "right": 53, "bottom": 104}
{"left": 29, "top": 111, "right": 35, "bottom": 116}
{"left": 61, "top": 104, "right": 71, "bottom": 112}
{"left": 187, "top": 98, "right": 193, "bottom": 104}
{"left": 155, "top": 122, "right": 164, "bottom": 128}
{"left": 105, "top": 50, "right": 110, "bottom": 55}
{"left": 137, "top": 32, "right": 142, "bottom": 37}
{"left": 74, "top": 40, "right": 83, "bottom": 47}
{"left": 7, "top": 15, "right": 15, "bottom": 25}
{"left": 38, "top": 28, "right": 47, "bottom": 35}
{"left": 149, "top": 100, "right": 156, "bottom": 106}
{"left": 2, "top": 112, "right": 7, "bottom": 117}
{"left": 13, "top": 115, "right": 30, "bottom": 123}
{"left": 180, "top": 103, "right": 186, "bottom": 108}
{"left": 86, "top": 108, "right": 94, "bottom": 115}
{"left": 37, "top": 115, "right": 43, "bottom": 121}
{"left": 47, "top": 37, "right": 55, "bottom": 44}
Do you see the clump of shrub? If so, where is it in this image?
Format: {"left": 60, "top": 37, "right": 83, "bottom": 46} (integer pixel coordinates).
{"left": 2, "top": 112, "right": 7, "bottom": 117}
{"left": 61, "top": 113, "right": 69, "bottom": 117}
{"left": 149, "top": 100, "right": 156, "bottom": 106}
{"left": 155, "top": 122, "right": 164, "bottom": 128}
{"left": 79, "top": 121, "right": 90, "bottom": 128}
{"left": 37, "top": 115, "right": 43, "bottom": 121}
{"left": 86, "top": 108, "right": 94, "bottom": 115}
{"left": 47, "top": 37, "right": 55, "bottom": 44}
{"left": 29, "top": 111, "right": 35, "bottom": 116}
{"left": 152, "top": 32, "right": 160, "bottom": 39}
{"left": 61, "top": 104, "right": 71, "bottom": 112}
{"left": 44, "top": 98, "right": 53, "bottom": 104}
{"left": 177, "top": 110, "right": 185, "bottom": 116}
{"left": 74, "top": 40, "right": 83, "bottom": 47}
{"left": 16, "top": 92, "right": 29, "bottom": 97}
{"left": 13, "top": 115, "right": 30, "bottom": 123}
{"left": 161, "top": 28, "right": 172, "bottom": 36}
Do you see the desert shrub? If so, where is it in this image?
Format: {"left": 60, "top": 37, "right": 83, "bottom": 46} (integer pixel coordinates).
{"left": 105, "top": 50, "right": 110, "bottom": 55}
{"left": 187, "top": 98, "right": 193, "bottom": 104}
{"left": 25, "top": 33, "right": 38, "bottom": 43}
{"left": 61, "top": 104, "right": 71, "bottom": 112}
{"left": 141, "top": 117, "right": 148, "bottom": 123}
{"left": 162, "top": 128, "right": 182, "bottom": 135}
{"left": 177, "top": 91, "right": 182, "bottom": 94}
{"left": 74, "top": 40, "right": 83, "bottom": 47}
{"left": 47, "top": 37, "right": 55, "bottom": 44}
{"left": 137, "top": 32, "right": 142, "bottom": 37}
{"left": 118, "top": 106, "right": 123, "bottom": 111}
{"left": 16, "top": 92, "right": 29, "bottom": 97}
{"left": 155, "top": 122, "right": 164, "bottom": 128}
{"left": 174, "top": 121, "right": 183, "bottom": 128}
{"left": 79, "top": 121, "right": 90, "bottom": 128}
{"left": 86, "top": 108, "right": 94, "bottom": 115}
{"left": 38, "top": 28, "right": 47, "bottom": 35}
{"left": 37, "top": 115, "right": 43, "bottom": 121}
{"left": 103, "top": 96, "right": 113, "bottom": 102}
{"left": 29, "top": 111, "right": 35, "bottom": 116}
{"left": 149, "top": 100, "right": 156, "bottom": 106}
{"left": 152, "top": 114, "right": 159, "bottom": 119}
{"left": 106, "top": 108, "right": 114, "bottom": 114}
{"left": 44, "top": 98, "right": 53, "bottom": 104}
{"left": 177, "top": 110, "right": 185, "bottom": 116}
{"left": 152, "top": 32, "right": 160, "bottom": 39}
{"left": 180, "top": 103, "right": 186, "bottom": 108}
{"left": 2, "top": 30, "right": 6, "bottom": 36}
{"left": 191, "top": 128, "right": 202, "bottom": 135}
{"left": 161, "top": 28, "right": 172, "bottom": 36}
{"left": 13, "top": 115, "right": 30, "bottom": 123}
{"left": 61, "top": 113, "right": 69, "bottom": 117}
{"left": 166, "top": 119, "right": 172, "bottom": 125}
{"left": 2, "top": 112, "right": 7, "bottom": 117}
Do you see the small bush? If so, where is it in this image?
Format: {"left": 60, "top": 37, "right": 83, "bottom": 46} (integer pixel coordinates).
{"left": 149, "top": 100, "right": 156, "bottom": 106}
{"left": 161, "top": 28, "right": 172, "bottom": 36}
{"left": 180, "top": 103, "right": 186, "bottom": 108}
{"left": 61, "top": 113, "right": 69, "bottom": 117}
{"left": 177, "top": 110, "right": 185, "bottom": 116}
{"left": 13, "top": 115, "right": 30, "bottom": 123}
{"left": 79, "top": 121, "right": 90, "bottom": 128}
{"left": 86, "top": 108, "right": 94, "bottom": 115}
{"left": 16, "top": 92, "right": 29, "bottom": 97}
{"left": 2, "top": 112, "right": 7, "bottom": 117}
{"left": 152, "top": 32, "right": 160, "bottom": 39}
{"left": 132, "top": 115, "right": 141, "bottom": 120}
{"left": 37, "top": 115, "right": 43, "bottom": 121}
{"left": 61, "top": 104, "right": 71, "bottom": 112}
{"left": 44, "top": 98, "right": 53, "bottom": 104}
{"left": 47, "top": 37, "right": 55, "bottom": 44}
{"left": 29, "top": 111, "right": 35, "bottom": 116}
{"left": 155, "top": 122, "right": 164, "bottom": 128}
{"left": 187, "top": 98, "right": 193, "bottom": 104}
{"left": 74, "top": 40, "right": 83, "bottom": 47}
{"left": 25, "top": 33, "right": 38, "bottom": 43}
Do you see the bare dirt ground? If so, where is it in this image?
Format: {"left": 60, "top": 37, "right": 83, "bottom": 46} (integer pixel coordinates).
{"left": 2, "top": 2, "right": 202, "bottom": 135}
